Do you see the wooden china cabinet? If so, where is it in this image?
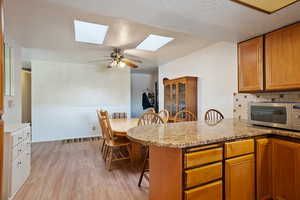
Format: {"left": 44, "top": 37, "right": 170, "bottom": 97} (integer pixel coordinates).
{"left": 163, "top": 76, "right": 197, "bottom": 121}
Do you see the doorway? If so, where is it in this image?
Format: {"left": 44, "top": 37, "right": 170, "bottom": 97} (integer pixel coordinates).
{"left": 21, "top": 69, "right": 31, "bottom": 123}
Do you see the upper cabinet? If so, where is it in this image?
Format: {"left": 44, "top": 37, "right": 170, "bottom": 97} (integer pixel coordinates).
{"left": 238, "top": 36, "right": 264, "bottom": 92}
{"left": 238, "top": 22, "right": 300, "bottom": 93}
{"left": 265, "top": 23, "right": 300, "bottom": 91}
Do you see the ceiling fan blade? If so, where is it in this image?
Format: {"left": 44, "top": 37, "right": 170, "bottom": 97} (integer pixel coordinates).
{"left": 122, "top": 60, "right": 138, "bottom": 68}
{"left": 88, "top": 59, "right": 112, "bottom": 63}
{"left": 123, "top": 58, "right": 142, "bottom": 64}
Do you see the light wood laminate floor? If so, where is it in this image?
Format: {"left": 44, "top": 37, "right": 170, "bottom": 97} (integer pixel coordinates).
{"left": 13, "top": 141, "right": 148, "bottom": 200}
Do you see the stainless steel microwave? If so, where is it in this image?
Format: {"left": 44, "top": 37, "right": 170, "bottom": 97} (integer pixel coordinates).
{"left": 248, "top": 102, "right": 300, "bottom": 131}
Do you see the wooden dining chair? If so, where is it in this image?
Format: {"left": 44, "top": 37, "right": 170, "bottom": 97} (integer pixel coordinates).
{"left": 138, "top": 112, "right": 164, "bottom": 187}
{"left": 146, "top": 107, "right": 155, "bottom": 113}
{"left": 174, "top": 110, "right": 197, "bottom": 123}
{"left": 96, "top": 110, "right": 107, "bottom": 155}
{"left": 158, "top": 109, "right": 169, "bottom": 123}
{"left": 204, "top": 109, "right": 224, "bottom": 122}
{"left": 99, "top": 110, "right": 132, "bottom": 171}
{"left": 138, "top": 112, "right": 164, "bottom": 126}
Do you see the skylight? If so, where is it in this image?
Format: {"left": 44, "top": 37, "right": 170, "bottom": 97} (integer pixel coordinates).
{"left": 74, "top": 20, "right": 108, "bottom": 44}
{"left": 136, "top": 34, "right": 174, "bottom": 51}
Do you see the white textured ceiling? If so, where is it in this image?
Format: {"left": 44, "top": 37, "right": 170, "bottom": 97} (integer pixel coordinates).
{"left": 45, "top": 0, "right": 300, "bottom": 41}
{"left": 5, "top": 0, "right": 300, "bottom": 72}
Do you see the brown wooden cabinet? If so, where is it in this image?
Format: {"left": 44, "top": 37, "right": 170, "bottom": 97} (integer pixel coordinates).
{"left": 271, "top": 139, "right": 300, "bottom": 200}
{"left": 256, "top": 138, "right": 272, "bottom": 200}
{"left": 238, "top": 22, "right": 300, "bottom": 92}
{"left": 185, "top": 181, "right": 222, "bottom": 200}
{"left": 265, "top": 23, "right": 300, "bottom": 91}
{"left": 163, "top": 77, "right": 197, "bottom": 120}
{"left": 238, "top": 36, "right": 264, "bottom": 92}
{"left": 225, "top": 154, "right": 255, "bottom": 200}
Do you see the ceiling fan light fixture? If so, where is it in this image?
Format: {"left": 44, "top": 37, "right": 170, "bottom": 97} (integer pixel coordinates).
{"left": 110, "top": 61, "right": 117, "bottom": 68}
{"left": 136, "top": 34, "right": 174, "bottom": 51}
{"left": 119, "top": 62, "right": 126, "bottom": 68}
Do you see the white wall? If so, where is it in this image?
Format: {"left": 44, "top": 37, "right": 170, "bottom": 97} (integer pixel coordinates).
{"left": 3, "top": 41, "right": 23, "bottom": 125}
{"left": 159, "top": 42, "right": 237, "bottom": 119}
{"left": 131, "top": 72, "right": 157, "bottom": 118}
{"left": 31, "top": 60, "right": 131, "bottom": 142}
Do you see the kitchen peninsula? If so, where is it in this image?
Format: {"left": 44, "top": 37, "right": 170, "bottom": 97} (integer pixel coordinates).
{"left": 127, "top": 119, "right": 300, "bottom": 200}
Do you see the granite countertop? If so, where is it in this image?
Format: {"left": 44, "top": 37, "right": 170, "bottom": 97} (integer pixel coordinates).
{"left": 4, "top": 123, "right": 30, "bottom": 133}
{"left": 127, "top": 119, "right": 300, "bottom": 148}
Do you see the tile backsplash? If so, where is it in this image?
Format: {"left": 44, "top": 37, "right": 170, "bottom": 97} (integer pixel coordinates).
{"left": 233, "top": 92, "right": 300, "bottom": 120}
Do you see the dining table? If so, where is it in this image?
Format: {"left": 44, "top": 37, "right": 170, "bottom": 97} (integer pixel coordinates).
{"left": 110, "top": 118, "right": 143, "bottom": 162}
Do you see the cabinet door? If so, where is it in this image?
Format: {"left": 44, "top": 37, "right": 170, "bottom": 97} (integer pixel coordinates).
{"left": 272, "top": 139, "right": 300, "bottom": 200}
{"left": 178, "top": 82, "right": 186, "bottom": 112}
{"left": 238, "top": 36, "right": 263, "bottom": 92}
{"left": 164, "top": 84, "right": 171, "bottom": 114}
{"left": 225, "top": 154, "right": 255, "bottom": 200}
{"left": 265, "top": 23, "right": 300, "bottom": 91}
{"left": 256, "top": 139, "right": 272, "bottom": 200}
{"left": 171, "top": 84, "right": 177, "bottom": 117}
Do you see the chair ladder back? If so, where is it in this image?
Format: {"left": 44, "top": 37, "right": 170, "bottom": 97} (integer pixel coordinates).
{"left": 99, "top": 110, "right": 115, "bottom": 141}
{"left": 158, "top": 109, "right": 169, "bottom": 123}
{"left": 204, "top": 109, "right": 224, "bottom": 121}
{"left": 174, "top": 110, "right": 196, "bottom": 123}
{"left": 138, "top": 112, "right": 164, "bottom": 126}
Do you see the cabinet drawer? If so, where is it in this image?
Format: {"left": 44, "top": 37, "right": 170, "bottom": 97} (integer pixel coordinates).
{"left": 185, "top": 148, "right": 223, "bottom": 168}
{"left": 225, "top": 139, "right": 254, "bottom": 158}
{"left": 185, "top": 162, "right": 222, "bottom": 188}
{"left": 185, "top": 181, "right": 223, "bottom": 200}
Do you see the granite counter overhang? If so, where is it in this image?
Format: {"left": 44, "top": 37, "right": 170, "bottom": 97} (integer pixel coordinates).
{"left": 127, "top": 119, "right": 300, "bottom": 148}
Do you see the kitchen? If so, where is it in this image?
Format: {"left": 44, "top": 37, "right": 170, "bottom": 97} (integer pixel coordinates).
{"left": 127, "top": 21, "right": 300, "bottom": 200}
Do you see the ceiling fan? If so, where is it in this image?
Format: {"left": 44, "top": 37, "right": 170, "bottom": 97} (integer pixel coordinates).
{"left": 89, "top": 48, "right": 142, "bottom": 69}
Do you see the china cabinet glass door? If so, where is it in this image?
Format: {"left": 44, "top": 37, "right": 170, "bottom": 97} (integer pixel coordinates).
{"left": 164, "top": 84, "right": 171, "bottom": 114}
{"left": 178, "top": 82, "right": 186, "bottom": 112}
{"left": 171, "top": 84, "right": 177, "bottom": 117}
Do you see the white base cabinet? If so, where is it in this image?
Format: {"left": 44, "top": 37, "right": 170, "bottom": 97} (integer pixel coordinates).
{"left": 2, "top": 124, "right": 31, "bottom": 200}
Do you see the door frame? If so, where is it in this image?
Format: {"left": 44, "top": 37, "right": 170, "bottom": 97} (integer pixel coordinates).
{"left": 0, "top": 0, "right": 5, "bottom": 196}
